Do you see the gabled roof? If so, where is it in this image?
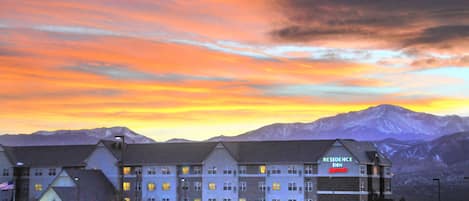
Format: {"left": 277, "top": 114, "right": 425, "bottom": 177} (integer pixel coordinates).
{"left": 3, "top": 145, "right": 95, "bottom": 167}
{"left": 44, "top": 169, "right": 116, "bottom": 201}
{"left": 340, "top": 140, "right": 391, "bottom": 166}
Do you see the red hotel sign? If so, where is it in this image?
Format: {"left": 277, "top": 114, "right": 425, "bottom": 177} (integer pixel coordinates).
{"left": 328, "top": 167, "right": 348, "bottom": 173}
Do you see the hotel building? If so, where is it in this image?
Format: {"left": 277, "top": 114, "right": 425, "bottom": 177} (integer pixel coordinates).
{"left": 0, "top": 139, "right": 392, "bottom": 201}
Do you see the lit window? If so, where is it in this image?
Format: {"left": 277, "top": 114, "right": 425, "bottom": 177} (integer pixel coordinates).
{"left": 194, "top": 199, "right": 201, "bottom": 201}
{"left": 124, "top": 198, "right": 130, "bottom": 201}
{"left": 272, "top": 182, "right": 280, "bottom": 191}
{"left": 147, "top": 182, "right": 156, "bottom": 191}
{"left": 34, "top": 184, "right": 42, "bottom": 191}
{"left": 373, "top": 166, "right": 379, "bottom": 175}
{"left": 182, "top": 166, "right": 190, "bottom": 174}
{"left": 162, "top": 182, "right": 171, "bottom": 191}
{"left": 209, "top": 182, "right": 216, "bottom": 190}
{"left": 123, "top": 167, "right": 131, "bottom": 175}
{"left": 259, "top": 165, "right": 266, "bottom": 174}
{"left": 239, "top": 199, "right": 246, "bottom": 201}
{"left": 123, "top": 182, "right": 131, "bottom": 191}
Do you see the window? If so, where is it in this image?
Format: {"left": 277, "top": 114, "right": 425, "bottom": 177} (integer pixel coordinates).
{"left": 288, "top": 182, "right": 297, "bottom": 191}
{"left": 272, "top": 199, "right": 280, "bottom": 201}
{"left": 194, "top": 199, "right": 201, "bottom": 201}
{"left": 208, "top": 182, "right": 216, "bottom": 190}
{"left": 162, "top": 167, "right": 171, "bottom": 175}
{"left": 123, "top": 182, "right": 131, "bottom": 191}
{"left": 194, "top": 167, "right": 202, "bottom": 174}
{"left": 305, "top": 182, "right": 313, "bottom": 192}
{"left": 136, "top": 182, "right": 142, "bottom": 191}
{"left": 258, "top": 182, "right": 265, "bottom": 192}
{"left": 162, "top": 182, "right": 171, "bottom": 191}
{"left": 239, "top": 199, "right": 246, "bottom": 201}
{"left": 223, "top": 182, "right": 232, "bottom": 191}
{"left": 124, "top": 198, "right": 131, "bottom": 201}
{"left": 34, "top": 184, "right": 42, "bottom": 191}
{"left": 360, "top": 181, "right": 366, "bottom": 191}
{"left": 181, "top": 181, "right": 189, "bottom": 190}
{"left": 148, "top": 168, "right": 156, "bottom": 175}
{"left": 162, "top": 199, "right": 170, "bottom": 201}
{"left": 259, "top": 165, "right": 266, "bottom": 174}
{"left": 223, "top": 169, "right": 233, "bottom": 175}
{"left": 373, "top": 166, "right": 379, "bottom": 175}
{"left": 208, "top": 167, "right": 217, "bottom": 174}
{"left": 304, "top": 165, "right": 313, "bottom": 174}
{"left": 48, "top": 168, "right": 56, "bottom": 176}
{"left": 272, "top": 182, "right": 280, "bottom": 191}
{"left": 288, "top": 199, "right": 296, "bottom": 201}
{"left": 194, "top": 182, "right": 201, "bottom": 192}
{"left": 135, "top": 167, "right": 142, "bottom": 175}
{"left": 360, "top": 165, "right": 366, "bottom": 175}
{"left": 34, "top": 169, "right": 42, "bottom": 176}
{"left": 208, "top": 199, "right": 216, "bottom": 201}
{"left": 147, "top": 198, "right": 156, "bottom": 201}
{"left": 385, "top": 181, "right": 391, "bottom": 192}
{"left": 123, "top": 167, "right": 131, "bottom": 175}
{"left": 147, "top": 182, "right": 156, "bottom": 191}
{"left": 2, "top": 168, "right": 8, "bottom": 176}
{"left": 270, "top": 167, "right": 280, "bottom": 174}
{"left": 239, "top": 166, "right": 246, "bottom": 174}
{"left": 239, "top": 182, "right": 247, "bottom": 192}
{"left": 182, "top": 166, "right": 190, "bottom": 175}
{"left": 385, "top": 167, "right": 391, "bottom": 176}
{"left": 223, "top": 199, "right": 231, "bottom": 201}
{"left": 287, "top": 166, "right": 297, "bottom": 174}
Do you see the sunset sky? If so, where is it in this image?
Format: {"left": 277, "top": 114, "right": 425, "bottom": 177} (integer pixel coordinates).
{"left": 1, "top": 0, "right": 468, "bottom": 141}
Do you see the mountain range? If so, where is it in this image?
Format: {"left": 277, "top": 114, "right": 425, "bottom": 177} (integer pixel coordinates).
{"left": 1, "top": 104, "right": 469, "bottom": 201}
{"left": 208, "top": 104, "right": 469, "bottom": 141}
{"left": 0, "top": 126, "right": 154, "bottom": 146}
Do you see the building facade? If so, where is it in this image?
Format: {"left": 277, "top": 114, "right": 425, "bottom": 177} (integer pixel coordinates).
{"left": 1, "top": 139, "right": 392, "bottom": 201}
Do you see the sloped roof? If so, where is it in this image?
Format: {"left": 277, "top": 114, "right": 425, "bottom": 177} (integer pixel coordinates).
{"left": 222, "top": 140, "right": 336, "bottom": 163}
{"left": 340, "top": 140, "right": 392, "bottom": 165}
{"left": 58, "top": 169, "right": 116, "bottom": 201}
{"left": 52, "top": 187, "right": 77, "bottom": 201}
{"left": 120, "top": 142, "right": 219, "bottom": 165}
{"left": 4, "top": 145, "right": 95, "bottom": 167}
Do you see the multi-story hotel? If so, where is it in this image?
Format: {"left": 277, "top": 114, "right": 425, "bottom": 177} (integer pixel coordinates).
{"left": 0, "top": 139, "right": 392, "bottom": 201}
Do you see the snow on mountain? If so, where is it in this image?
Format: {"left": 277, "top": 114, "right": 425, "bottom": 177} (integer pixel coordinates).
{"left": 0, "top": 127, "right": 155, "bottom": 146}
{"left": 231, "top": 104, "right": 469, "bottom": 141}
